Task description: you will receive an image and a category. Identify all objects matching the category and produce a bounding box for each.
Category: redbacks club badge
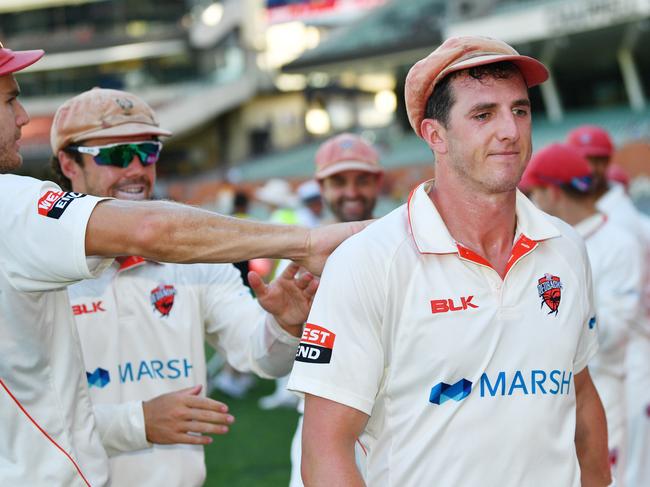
[150,284,176,317]
[537,274,562,315]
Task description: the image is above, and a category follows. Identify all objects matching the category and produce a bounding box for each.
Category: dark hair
[50,147,83,191]
[424,61,524,128]
[559,180,596,199]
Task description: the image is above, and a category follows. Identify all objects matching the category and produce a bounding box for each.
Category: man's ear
[57,150,82,181]
[420,118,448,155]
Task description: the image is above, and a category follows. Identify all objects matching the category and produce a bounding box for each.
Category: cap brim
[0,49,44,76]
[440,53,549,88]
[315,160,383,180]
[71,122,172,144]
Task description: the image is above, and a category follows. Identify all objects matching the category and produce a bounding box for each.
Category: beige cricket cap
[50,87,172,153]
[405,36,549,138]
[315,133,383,180]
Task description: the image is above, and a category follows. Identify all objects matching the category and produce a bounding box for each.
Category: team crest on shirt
[537,274,562,315]
[150,284,176,317]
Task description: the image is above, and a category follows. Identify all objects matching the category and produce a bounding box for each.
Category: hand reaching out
[248,262,319,337]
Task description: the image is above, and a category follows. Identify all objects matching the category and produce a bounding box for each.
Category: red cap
[405,36,548,138]
[314,133,383,180]
[520,143,593,192]
[0,41,44,76]
[566,125,614,158]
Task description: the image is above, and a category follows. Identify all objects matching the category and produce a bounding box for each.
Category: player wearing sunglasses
[49,87,324,487]
[67,141,163,168]
[0,45,364,487]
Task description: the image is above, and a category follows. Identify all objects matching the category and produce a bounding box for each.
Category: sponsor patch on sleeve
[295,323,335,364]
[38,190,86,219]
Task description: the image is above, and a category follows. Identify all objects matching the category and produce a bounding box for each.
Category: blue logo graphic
[87,367,110,388]
[589,316,596,330]
[429,379,472,405]
[429,369,574,405]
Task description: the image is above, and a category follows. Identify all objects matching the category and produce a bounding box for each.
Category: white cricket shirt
[68,258,300,487]
[289,180,599,487]
[575,213,642,454]
[598,184,650,486]
[0,175,112,486]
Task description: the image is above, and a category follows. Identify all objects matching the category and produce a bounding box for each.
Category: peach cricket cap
[314,133,383,180]
[405,36,549,138]
[50,87,172,153]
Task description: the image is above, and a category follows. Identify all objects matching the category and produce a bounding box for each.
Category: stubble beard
[0,147,22,173]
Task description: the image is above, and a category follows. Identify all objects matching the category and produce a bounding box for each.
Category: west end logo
[537,274,562,315]
[151,284,176,317]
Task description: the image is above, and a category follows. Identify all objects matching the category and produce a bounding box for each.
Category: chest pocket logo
[150,284,176,317]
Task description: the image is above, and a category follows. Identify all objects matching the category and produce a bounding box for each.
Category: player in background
[0,41,363,486]
[50,87,319,487]
[521,142,643,484]
[288,132,384,487]
[567,125,650,487]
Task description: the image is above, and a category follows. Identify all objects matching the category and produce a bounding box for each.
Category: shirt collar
[115,256,150,272]
[407,179,561,255]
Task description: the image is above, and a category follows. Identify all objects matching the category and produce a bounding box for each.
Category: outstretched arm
[85,199,368,275]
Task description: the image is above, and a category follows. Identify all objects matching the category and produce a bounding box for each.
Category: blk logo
[429,379,472,405]
[431,296,478,314]
[87,368,110,388]
[72,301,106,316]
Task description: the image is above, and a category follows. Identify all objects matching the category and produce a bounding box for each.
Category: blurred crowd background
[5,0,650,221]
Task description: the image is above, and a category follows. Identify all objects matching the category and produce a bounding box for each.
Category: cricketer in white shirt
[597,183,650,487]
[68,258,300,487]
[575,213,643,473]
[289,181,599,487]
[0,175,112,486]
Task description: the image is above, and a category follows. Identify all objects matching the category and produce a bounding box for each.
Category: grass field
[203,377,299,487]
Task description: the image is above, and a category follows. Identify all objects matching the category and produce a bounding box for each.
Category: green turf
[204,378,300,487]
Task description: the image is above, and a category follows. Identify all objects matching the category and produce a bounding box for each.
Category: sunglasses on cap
[67,141,163,168]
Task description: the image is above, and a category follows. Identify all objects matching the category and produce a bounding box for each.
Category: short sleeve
[573,243,599,373]
[0,175,112,292]
[288,235,386,415]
